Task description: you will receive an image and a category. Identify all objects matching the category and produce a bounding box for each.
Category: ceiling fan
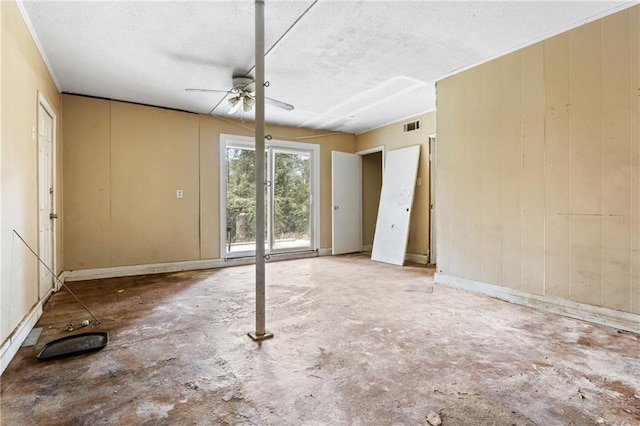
[186,76,294,115]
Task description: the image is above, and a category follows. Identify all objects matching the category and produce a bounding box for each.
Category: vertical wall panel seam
[520,51,525,292]
[568,33,573,301]
[543,43,548,296]
[631,9,638,312]
[198,117,202,260]
[600,20,605,307]
[108,101,112,265]
[463,74,468,279]
[501,63,505,287]
[629,10,634,311]
[469,71,473,280]
[447,86,451,275]
[500,65,505,287]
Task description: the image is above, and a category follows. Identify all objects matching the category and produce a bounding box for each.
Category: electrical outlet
[176,189,183,199]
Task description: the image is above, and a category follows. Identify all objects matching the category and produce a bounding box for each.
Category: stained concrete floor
[1,254,639,425]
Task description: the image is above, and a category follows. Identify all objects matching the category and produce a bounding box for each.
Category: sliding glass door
[221,135,318,258]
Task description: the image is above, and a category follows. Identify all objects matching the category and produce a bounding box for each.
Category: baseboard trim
[405,253,429,265]
[65,250,320,282]
[0,290,51,374]
[435,273,640,334]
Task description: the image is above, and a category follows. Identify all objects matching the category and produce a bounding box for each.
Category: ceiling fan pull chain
[264,81,270,87]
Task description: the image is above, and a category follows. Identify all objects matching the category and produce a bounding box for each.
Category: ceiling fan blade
[185,88,231,94]
[265,97,295,111]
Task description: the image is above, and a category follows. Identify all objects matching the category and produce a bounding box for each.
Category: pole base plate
[248,331,274,342]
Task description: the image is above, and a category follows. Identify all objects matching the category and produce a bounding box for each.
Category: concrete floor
[1,254,639,425]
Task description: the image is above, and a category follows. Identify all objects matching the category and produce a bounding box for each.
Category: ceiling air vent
[403,120,420,133]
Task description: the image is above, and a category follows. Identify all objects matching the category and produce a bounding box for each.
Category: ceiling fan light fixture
[228,96,242,114]
[243,96,255,112]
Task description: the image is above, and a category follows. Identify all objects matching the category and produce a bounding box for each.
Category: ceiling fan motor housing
[232,77,254,93]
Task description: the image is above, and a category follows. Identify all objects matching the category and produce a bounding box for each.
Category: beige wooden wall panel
[602,13,632,217]
[602,12,632,311]
[569,22,603,216]
[436,6,640,314]
[62,96,111,269]
[500,52,522,290]
[435,81,452,273]
[110,102,201,266]
[603,217,632,310]
[466,68,483,281]
[569,22,604,307]
[198,117,223,260]
[544,33,571,300]
[448,74,469,277]
[631,7,640,314]
[520,43,546,296]
[480,60,503,285]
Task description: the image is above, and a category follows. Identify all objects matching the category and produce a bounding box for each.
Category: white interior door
[331,151,361,254]
[371,145,420,265]
[38,104,54,298]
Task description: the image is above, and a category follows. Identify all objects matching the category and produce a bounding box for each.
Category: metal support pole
[249,0,272,341]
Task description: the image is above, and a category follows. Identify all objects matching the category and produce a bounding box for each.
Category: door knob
[50,213,58,219]
[334,206,339,210]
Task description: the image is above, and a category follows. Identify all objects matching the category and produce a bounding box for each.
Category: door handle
[50,213,58,220]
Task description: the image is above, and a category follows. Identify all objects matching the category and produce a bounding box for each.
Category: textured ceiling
[20,0,634,134]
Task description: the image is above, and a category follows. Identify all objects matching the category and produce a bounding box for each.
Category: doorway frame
[356,145,385,170]
[37,91,58,295]
[355,145,384,251]
[219,133,320,259]
[428,133,437,265]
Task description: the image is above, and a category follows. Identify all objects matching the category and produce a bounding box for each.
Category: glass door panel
[225,146,257,255]
[271,150,311,251]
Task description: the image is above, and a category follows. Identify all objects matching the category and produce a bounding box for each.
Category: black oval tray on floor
[36,332,108,361]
